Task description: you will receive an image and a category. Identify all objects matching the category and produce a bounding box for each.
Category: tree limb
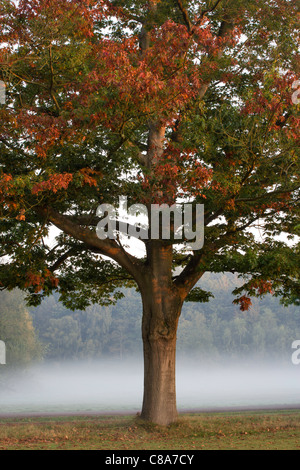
[36,207,145,285]
[198,0,224,21]
[176,0,193,32]
[49,246,84,273]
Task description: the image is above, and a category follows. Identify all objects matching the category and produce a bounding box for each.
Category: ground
[0,410,299,450]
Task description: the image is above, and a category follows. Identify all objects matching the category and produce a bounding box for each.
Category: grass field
[0,410,299,450]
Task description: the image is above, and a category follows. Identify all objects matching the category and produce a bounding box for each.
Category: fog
[0,356,299,416]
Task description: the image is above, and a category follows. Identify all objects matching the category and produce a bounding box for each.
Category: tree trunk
[141,328,179,425]
[140,244,183,425]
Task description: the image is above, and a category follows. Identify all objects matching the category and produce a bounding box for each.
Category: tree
[0,0,299,424]
[0,290,43,367]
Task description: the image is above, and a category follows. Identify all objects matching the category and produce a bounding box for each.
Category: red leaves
[0,173,13,191]
[25,269,59,293]
[17,0,107,39]
[249,279,274,296]
[24,272,45,292]
[16,209,26,221]
[1,0,297,222]
[78,168,100,187]
[68,16,238,131]
[32,173,73,195]
[16,112,69,159]
[0,173,20,213]
[31,169,100,196]
[139,144,212,205]
[0,169,99,214]
[241,71,299,141]
[233,295,252,312]
[1,4,244,162]
[234,280,274,311]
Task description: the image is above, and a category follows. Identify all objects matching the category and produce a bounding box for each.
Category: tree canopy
[0,0,299,308]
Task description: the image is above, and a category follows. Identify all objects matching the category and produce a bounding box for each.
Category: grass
[0,410,299,450]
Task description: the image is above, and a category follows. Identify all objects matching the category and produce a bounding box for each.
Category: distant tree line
[0,289,42,369]
[177,273,300,362]
[0,273,299,367]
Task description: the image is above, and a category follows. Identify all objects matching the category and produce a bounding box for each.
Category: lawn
[0,410,299,450]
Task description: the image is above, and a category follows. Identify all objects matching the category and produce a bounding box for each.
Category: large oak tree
[0,0,299,424]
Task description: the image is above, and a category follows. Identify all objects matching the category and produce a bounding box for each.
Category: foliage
[0,0,299,424]
[0,289,43,367]
[0,0,298,310]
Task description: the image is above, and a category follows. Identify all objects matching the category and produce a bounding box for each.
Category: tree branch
[36,207,145,285]
[176,0,193,32]
[49,246,84,273]
[235,187,299,204]
[198,0,224,21]
[173,252,206,297]
[0,137,30,159]
[67,214,149,241]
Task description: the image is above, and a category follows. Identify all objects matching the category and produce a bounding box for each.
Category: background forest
[0,272,299,368]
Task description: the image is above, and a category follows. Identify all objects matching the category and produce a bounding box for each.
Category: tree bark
[141,329,178,425]
[140,289,182,425]
[140,243,183,425]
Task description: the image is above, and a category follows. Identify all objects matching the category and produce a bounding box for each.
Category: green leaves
[185,287,214,303]
[0,0,299,309]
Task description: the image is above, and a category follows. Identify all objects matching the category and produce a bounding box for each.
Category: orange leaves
[234,280,274,311]
[233,295,253,312]
[140,144,213,205]
[241,71,299,143]
[0,173,20,213]
[78,168,100,187]
[251,194,293,216]
[31,168,100,196]
[0,173,13,191]
[71,16,234,131]
[16,209,26,221]
[25,269,59,293]
[24,272,45,292]
[249,279,274,296]
[32,173,73,195]
[225,198,236,211]
[2,5,244,160]
[16,112,68,159]
[17,0,107,40]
